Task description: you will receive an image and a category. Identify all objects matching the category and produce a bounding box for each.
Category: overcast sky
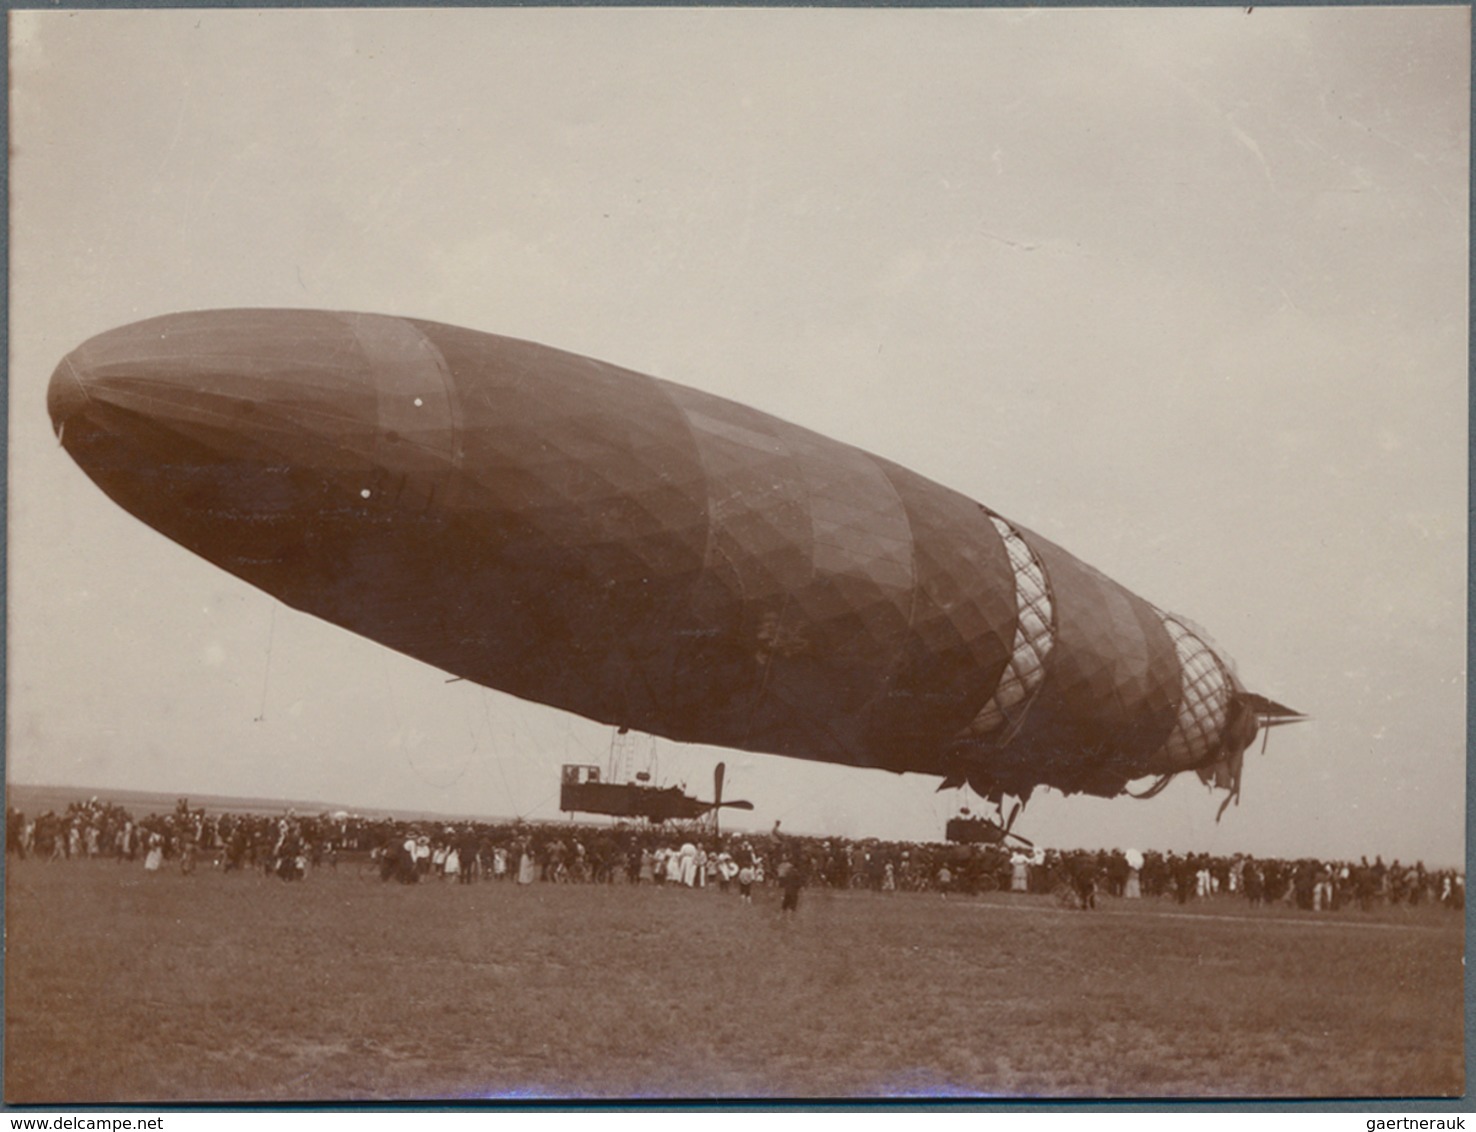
[8,6,1468,865]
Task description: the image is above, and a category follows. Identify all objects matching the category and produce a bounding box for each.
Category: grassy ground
[4,858,1464,1102]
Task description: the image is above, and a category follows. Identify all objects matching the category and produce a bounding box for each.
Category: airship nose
[50,310,370,509]
[48,309,458,588]
[46,354,92,438]
[51,308,376,452]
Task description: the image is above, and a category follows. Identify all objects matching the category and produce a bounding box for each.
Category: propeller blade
[712,761,726,835]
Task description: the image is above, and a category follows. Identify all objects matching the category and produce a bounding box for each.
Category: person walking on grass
[738,862,755,904]
[516,840,537,885]
[144,833,164,873]
[778,858,803,916]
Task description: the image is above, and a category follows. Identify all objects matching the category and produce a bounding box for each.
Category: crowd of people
[5,794,1465,914]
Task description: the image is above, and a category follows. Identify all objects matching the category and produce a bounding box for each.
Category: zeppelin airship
[47,309,1302,817]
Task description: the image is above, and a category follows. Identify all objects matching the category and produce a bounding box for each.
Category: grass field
[4,857,1464,1103]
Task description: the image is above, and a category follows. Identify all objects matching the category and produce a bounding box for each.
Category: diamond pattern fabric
[965,513,1055,740]
[659,385,1015,767]
[866,458,1016,759]
[1153,613,1233,771]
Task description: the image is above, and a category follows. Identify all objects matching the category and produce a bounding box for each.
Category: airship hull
[49,309,1261,801]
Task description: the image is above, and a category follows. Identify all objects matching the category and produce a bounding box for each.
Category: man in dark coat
[778,858,804,915]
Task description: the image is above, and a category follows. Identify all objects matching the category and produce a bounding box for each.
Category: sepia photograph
[5,4,1468,1104]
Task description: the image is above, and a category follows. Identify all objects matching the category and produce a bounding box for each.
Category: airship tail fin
[1239,692,1308,723]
